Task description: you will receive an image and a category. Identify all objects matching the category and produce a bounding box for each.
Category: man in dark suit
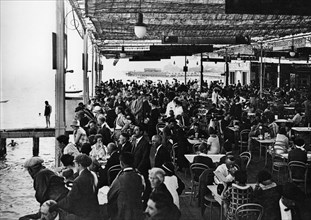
[107,152,145,220]
[98,143,120,188]
[97,115,113,146]
[132,124,151,207]
[289,138,307,163]
[56,154,101,220]
[132,124,151,175]
[151,135,171,168]
[119,132,133,153]
[105,102,117,129]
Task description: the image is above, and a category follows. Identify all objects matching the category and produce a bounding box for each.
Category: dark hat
[24,156,44,168]
[161,162,175,175]
[282,182,305,201]
[294,138,305,147]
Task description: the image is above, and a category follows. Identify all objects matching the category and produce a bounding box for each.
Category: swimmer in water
[8,140,18,147]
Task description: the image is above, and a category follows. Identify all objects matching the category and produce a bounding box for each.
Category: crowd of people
[20,78,311,220]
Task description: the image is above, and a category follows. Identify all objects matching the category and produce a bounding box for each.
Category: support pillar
[55,0,66,167]
[277,57,281,88]
[200,53,204,91]
[0,138,6,157]
[260,43,263,99]
[225,48,229,86]
[83,29,89,104]
[33,137,39,156]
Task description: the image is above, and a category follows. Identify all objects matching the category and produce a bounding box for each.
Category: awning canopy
[69,0,311,58]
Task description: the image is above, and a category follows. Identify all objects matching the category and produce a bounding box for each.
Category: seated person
[98,143,120,188]
[59,154,76,183]
[90,134,107,161]
[288,138,307,163]
[290,108,302,126]
[80,142,92,156]
[280,182,306,220]
[148,168,174,205]
[145,192,181,220]
[274,127,289,154]
[214,154,237,184]
[206,128,220,154]
[187,123,207,139]
[193,143,215,169]
[222,170,253,220]
[253,170,282,220]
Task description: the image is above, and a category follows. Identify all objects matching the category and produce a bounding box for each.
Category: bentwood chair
[239,151,252,170]
[156,122,166,135]
[107,164,121,186]
[238,129,250,153]
[192,143,201,154]
[189,163,209,205]
[235,203,264,220]
[288,161,308,194]
[271,153,287,184]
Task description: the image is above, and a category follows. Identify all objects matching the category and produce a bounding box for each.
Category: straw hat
[70,120,80,127]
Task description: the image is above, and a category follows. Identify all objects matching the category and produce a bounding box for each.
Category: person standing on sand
[44,101,52,128]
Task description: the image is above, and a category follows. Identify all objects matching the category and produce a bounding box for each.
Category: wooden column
[55,0,66,167]
[0,138,6,157]
[200,53,204,91]
[260,42,263,99]
[277,57,281,88]
[33,137,39,156]
[83,29,89,104]
[225,48,229,86]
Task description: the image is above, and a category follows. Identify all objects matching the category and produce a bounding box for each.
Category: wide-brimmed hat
[70,120,80,127]
[24,156,44,168]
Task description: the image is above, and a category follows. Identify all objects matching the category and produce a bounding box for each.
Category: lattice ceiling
[69,0,311,57]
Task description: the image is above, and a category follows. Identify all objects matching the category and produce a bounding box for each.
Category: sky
[0,0,203,128]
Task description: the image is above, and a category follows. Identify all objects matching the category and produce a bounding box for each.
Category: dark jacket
[288,148,308,164]
[253,184,282,220]
[98,124,113,146]
[120,141,133,153]
[193,155,215,169]
[107,168,145,220]
[58,169,100,220]
[132,137,151,176]
[98,151,120,188]
[33,168,68,205]
[154,145,171,168]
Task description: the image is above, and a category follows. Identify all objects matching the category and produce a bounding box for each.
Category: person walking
[107,152,145,220]
[44,101,52,128]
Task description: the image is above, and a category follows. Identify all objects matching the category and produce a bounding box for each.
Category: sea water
[0,74,222,219]
[0,137,55,219]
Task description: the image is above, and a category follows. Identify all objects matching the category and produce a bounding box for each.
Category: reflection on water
[0,137,55,219]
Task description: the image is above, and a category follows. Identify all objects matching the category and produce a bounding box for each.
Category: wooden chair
[171,143,179,171]
[107,164,121,186]
[235,203,264,220]
[288,161,308,194]
[238,129,250,153]
[226,185,253,220]
[271,153,287,184]
[239,151,252,170]
[156,122,166,135]
[192,143,201,154]
[189,163,209,205]
[203,194,220,220]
